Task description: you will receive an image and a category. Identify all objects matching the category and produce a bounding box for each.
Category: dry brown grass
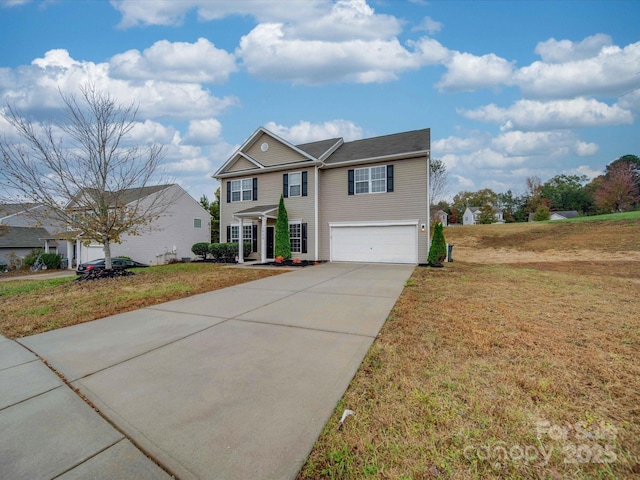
[299,218,640,479]
[0,263,284,339]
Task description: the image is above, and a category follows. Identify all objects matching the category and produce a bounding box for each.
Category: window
[194,218,202,228]
[288,172,301,197]
[230,225,253,244]
[230,178,253,202]
[289,222,301,253]
[352,165,389,194]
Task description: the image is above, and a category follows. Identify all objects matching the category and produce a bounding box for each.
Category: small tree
[477,204,496,224]
[274,194,291,260]
[0,83,174,270]
[533,204,551,221]
[427,222,447,266]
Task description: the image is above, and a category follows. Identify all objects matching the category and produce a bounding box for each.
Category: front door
[266,226,275,259]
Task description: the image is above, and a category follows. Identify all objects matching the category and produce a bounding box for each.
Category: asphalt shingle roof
[296,138,342,159]
[0,226,57,248]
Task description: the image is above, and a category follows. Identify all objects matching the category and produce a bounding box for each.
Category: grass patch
[299,220,640,479]
[0,263,284,338]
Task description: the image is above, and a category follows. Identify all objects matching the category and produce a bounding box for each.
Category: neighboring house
[462,206,504,225]
[70,184,211,266]
[0,226,57,266]
[527,210,579,222]
[0,203,65,266]
[434,210,448,226]
[214,126,430,264]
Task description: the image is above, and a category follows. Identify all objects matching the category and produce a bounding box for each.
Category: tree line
[435,155,640,223]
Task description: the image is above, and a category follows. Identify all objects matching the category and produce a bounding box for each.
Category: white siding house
[462,206,504,225]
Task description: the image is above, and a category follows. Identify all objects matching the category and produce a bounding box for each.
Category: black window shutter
[226,181,231,203]
[252,224,258,252]
[283,174,289,198]
[348,169,354,195]
[226,225,231,242]
[252,178,258,201]
[301,223,308,254]
[302,171,308,197]
[387,165,394,192]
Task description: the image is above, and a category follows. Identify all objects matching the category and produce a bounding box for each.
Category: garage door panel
[331,225,416,264]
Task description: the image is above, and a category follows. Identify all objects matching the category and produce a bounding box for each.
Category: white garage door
[331,224,417,263]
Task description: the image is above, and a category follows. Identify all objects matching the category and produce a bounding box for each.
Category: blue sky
[1,0,639,202]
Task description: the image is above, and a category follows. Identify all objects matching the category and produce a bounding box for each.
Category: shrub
[208,243,223,260]
[191,242,210,260]
[24,248,44,267]
[40,253,63,269]
[533,205,551,221]
[427,222,447,266]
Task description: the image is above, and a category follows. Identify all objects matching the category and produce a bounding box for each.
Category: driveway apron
[16,262,414,480]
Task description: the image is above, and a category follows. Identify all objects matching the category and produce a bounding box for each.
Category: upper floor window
[349,165,393,195]
[194,218,202,228]
[227,178,257,203]
[283,171,308,198]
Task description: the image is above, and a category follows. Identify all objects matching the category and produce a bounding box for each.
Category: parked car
[76,257,149,274]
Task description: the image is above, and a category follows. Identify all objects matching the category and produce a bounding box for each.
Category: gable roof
[296,138,343,160]
[0,226,57,248]
[552,210,579,219]
[323,129,430,166]
[0,203,43,220]
[68,184,174,209]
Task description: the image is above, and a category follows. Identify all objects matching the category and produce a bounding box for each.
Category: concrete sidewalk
[2,262,413,479]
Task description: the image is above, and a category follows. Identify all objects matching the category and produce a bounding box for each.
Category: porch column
[67,241,74,269]
[237,217,244,264]
[76,239,82,266]
[261,216,267,264]
[44,239,50,253]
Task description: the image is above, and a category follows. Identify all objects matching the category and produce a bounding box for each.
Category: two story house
[214,127,430,264]
[462,206,504,225]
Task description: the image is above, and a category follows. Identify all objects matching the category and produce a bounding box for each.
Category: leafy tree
[477,204,497,224]
[274,194,291,259]
[524,176,550,214]
[200,188,220,243]
[594,160,640,212]
[533,205,551,221]
[451,188,498,218]
[497,190,527,222]
[427,222,447,266]
[0,84,174,270]
[540,174,593,213]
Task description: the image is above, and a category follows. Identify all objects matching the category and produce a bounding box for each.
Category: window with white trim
[230,178,253,202]
[288,172,302,197]
[355,165,387,194]
[194,218,202,228]
[230,225,253,244]
[289,222,301,253]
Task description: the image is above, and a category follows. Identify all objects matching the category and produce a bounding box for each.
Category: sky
[0,0,639,203]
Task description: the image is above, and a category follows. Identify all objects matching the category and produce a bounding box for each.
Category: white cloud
[1,0,32,7]
[0,49,239,121]
[534,34,613,63]
[461,98,634,130]
[413,16,442,35]
[452,175,475,188]
[572,165,603,179]
[437,52,514,92]
[129,120,177,145]
[110,38,237,84]
[574,141,599,157]
[432,134,486,155]
[516,40,640,98]
[183,118,223,145]
[265,120,363,143]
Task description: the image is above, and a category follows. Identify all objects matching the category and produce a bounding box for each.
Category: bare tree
[429,158,448,207]
[0,84,174,270]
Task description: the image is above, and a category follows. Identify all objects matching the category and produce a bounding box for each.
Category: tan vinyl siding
[246,132,308,167]
[220,168,317,261]
[227,157,260,173]
[318,157,428,262]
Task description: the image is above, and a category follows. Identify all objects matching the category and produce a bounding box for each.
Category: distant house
[528,210,579,222]
[462,206,504,225]
[434,210,448,226]
[0,203,65,267]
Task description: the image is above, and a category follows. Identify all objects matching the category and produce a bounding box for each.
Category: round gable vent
[260,142,269,152]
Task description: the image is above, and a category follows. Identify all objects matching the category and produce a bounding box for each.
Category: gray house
[214,127,430,264]
[462,206,504,225]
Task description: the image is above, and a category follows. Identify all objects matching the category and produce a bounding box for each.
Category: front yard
[0,263,283,338]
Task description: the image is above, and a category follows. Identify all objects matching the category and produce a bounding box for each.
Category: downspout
[314,165,319,261]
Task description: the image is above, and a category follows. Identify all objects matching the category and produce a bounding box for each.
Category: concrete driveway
[5,262,413,479]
